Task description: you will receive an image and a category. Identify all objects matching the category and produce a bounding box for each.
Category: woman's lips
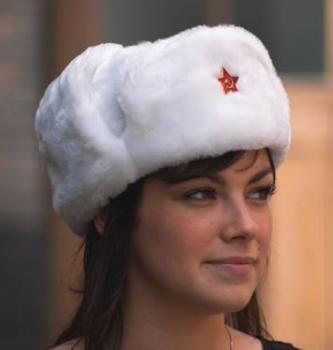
[205,257,257,278]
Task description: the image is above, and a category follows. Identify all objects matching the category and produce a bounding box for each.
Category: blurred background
[0,0,332,349]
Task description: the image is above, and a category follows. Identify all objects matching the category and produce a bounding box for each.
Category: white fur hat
[35,25,290,235]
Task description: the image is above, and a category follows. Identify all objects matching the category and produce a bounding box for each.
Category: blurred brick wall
[0,1,49,349]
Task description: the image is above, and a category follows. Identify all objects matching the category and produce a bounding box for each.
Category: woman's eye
[248,185,276,201]
[183,188,217,200]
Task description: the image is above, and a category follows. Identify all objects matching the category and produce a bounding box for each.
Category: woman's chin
[200,288,255,315]
[183,291,254,316]
[218,298,252,314]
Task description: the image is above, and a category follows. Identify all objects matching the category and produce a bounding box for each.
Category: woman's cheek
[257,210,272,266]
[139,207,214,265]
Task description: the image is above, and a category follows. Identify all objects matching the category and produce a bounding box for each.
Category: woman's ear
[94,213,105,234]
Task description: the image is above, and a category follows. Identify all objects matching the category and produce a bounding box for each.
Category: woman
[36,25,298,349]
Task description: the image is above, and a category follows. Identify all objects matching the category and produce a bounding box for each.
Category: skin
[53,149,274,350]
[121,149,274,350]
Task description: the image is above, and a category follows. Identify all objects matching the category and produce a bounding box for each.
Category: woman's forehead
[191,151,273,184]
[152,149,273,184]
[218,151,274,182]
[231,150,269,172]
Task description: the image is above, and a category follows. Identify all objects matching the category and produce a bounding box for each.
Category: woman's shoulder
[50,339,83,350]
[229,327,263,349]
[51,345,73,350]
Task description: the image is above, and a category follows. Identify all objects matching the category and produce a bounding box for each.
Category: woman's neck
[120,278,231,350]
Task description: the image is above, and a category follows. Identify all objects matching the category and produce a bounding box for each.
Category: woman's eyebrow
[167,167,273,186]
[205,174,226,185]
[248,168,273,185]
[166,174,225,186]
[207,168,273,186]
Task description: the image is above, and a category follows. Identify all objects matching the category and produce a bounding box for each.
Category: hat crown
[35,25,290,235]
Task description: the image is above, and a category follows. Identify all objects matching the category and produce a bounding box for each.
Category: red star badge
[218,68,239,94]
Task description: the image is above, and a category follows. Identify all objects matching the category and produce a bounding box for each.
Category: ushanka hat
[35,25,290,235]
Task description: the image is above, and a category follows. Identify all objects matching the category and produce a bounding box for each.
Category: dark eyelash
[256,184,276,197]
[183,187,216,199]
[267,184,276,195]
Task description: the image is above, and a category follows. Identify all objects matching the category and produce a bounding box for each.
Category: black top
[260,338,298,350]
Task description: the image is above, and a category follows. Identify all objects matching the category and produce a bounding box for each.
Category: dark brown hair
[53,150,275,350]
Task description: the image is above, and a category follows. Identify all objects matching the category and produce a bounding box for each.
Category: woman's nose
[219,198,258,241]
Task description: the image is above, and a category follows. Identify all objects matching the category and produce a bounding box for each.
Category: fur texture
[35,25,290,235]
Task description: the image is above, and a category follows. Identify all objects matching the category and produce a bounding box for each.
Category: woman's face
[128,150,274,314]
